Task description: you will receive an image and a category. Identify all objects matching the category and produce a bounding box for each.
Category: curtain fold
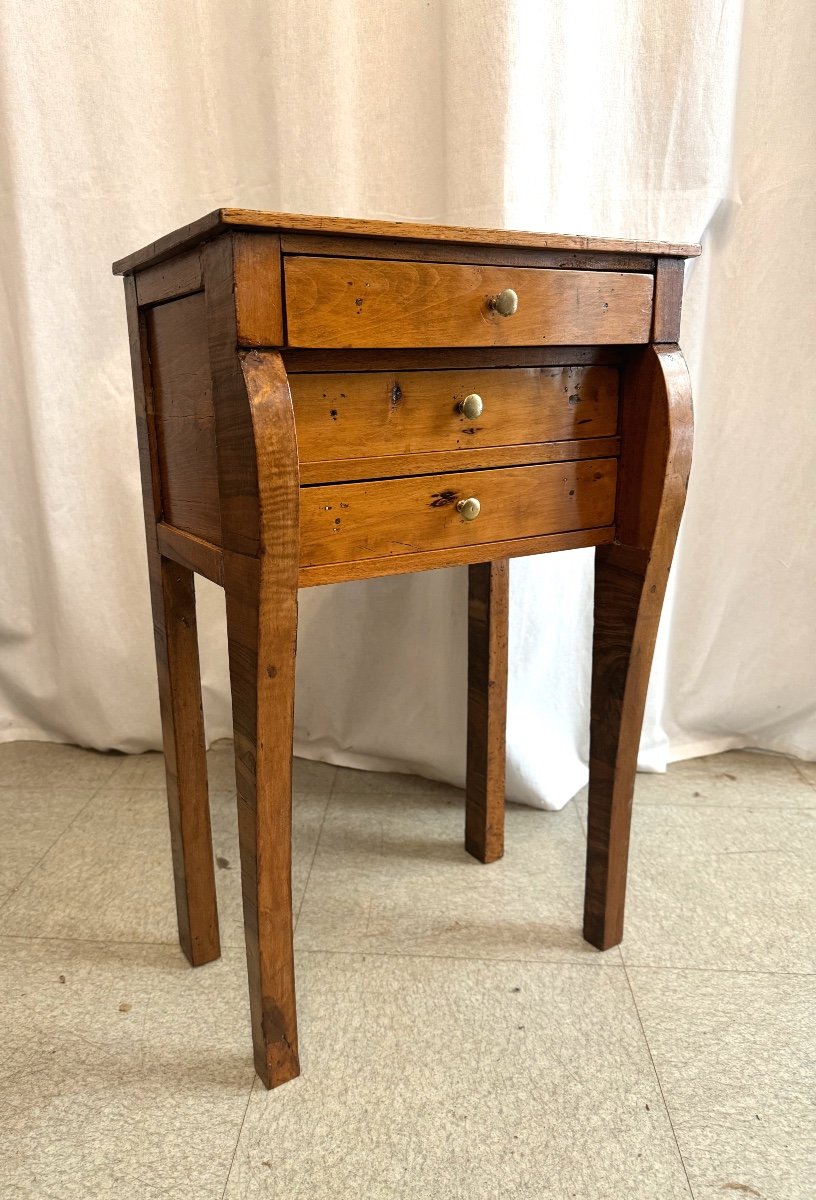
[1,0,812,808]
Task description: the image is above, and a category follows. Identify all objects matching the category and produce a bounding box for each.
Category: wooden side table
[114,210,696,1088]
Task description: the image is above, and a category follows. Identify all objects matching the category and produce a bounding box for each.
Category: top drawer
[283,256,653,349]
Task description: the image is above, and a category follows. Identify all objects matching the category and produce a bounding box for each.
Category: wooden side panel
[146,293,222,544]
[290,366,619,463]
[203,237,262,555]
[135,247,203,306]
[299,458,617,567]
[283,257,654,348]
[123,278,220,969]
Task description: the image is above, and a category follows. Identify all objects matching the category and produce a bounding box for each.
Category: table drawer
[299,458,617,566]
[291,365,618,464]
[283,256,653,348]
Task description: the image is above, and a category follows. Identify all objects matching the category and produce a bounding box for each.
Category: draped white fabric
[1,0,813,807]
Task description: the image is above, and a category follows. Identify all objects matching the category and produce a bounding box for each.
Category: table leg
[583,344,693,950]
[465,559,509,863]
[123,277,220,969]
[225,350,301,1089]
[155,556,220,966]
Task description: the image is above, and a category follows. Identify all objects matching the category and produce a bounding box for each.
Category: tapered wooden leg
[154,557,221,966]
[584,345,693,950]
[465,559,509,863]
[223,351,301,1089]
[123,275,220,969]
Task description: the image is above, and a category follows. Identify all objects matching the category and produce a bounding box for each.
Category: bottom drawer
[299,458,617,567]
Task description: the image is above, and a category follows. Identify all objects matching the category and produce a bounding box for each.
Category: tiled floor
[0,743,813,1199]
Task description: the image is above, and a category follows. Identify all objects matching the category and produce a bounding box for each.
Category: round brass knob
[489,288,519,317]
[456,497,481,522]
[459,392,483,420]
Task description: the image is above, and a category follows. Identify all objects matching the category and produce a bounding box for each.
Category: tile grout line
[0,770,117,919]
[220,1077,257,1200]
[622,959,697,1200]
[293,770,338,934]
[4,928,814,980]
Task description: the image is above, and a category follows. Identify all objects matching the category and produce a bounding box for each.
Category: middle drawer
[290,365,618,465]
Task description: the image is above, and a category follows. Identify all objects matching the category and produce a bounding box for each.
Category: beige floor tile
[224,953,690,1200]
[332,763,463,799]
[0,937,253,1200]
[0,788,91,905]
[0,741,121,789]
[110,746,337,797]
[574,751,816,815]
[1,787,330,947]
[295,785,612,964]
[628,967,816,1200]
[636,751,816,809]
[621,806,816,972]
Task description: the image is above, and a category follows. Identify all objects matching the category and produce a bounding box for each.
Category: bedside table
[114,210,696,1088]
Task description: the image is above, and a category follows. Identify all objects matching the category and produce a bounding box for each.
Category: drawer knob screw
[459,393,483,420]
[489,288,519,317]
[456,497,481,522]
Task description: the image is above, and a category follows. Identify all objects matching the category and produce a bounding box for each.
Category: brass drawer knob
[459,392,483,420]
[456,497,481,522]
[489,287,519,317]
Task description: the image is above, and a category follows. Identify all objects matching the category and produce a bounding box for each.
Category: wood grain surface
[291,366,618,463]
[146,292,222,544]
[299,458,617,566]
[283,257,654,348]
[297,526,614,587]
[113,207,700,275]
[222,351,301,1089]
[124,277,220,970]
[297,437,620,486]
[465,561,509,863]
[583,344,693,951]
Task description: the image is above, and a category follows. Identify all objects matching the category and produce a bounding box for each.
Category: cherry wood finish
[297,437,620,486]
[113,208,700,275]
[296,525,615,587]
[583,345,693,949]
[466,560,509,863]
[299,459,617,567]
[291,365,618,464]
[283,257,654,348]
[223,351,301,1089]
[124,277,220,969]
[115,210,696,1089]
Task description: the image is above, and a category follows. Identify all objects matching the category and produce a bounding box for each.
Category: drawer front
[299,458,617,566]
[283,256,653,348]
[291,365,618,464]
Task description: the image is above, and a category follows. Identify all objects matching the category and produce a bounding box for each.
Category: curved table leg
[583,344,693,950]
[223,350,301,1088]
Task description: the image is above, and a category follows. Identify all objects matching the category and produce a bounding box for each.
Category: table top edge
[112,207,702,275]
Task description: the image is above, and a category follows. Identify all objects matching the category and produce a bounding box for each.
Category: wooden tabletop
[112,208,701,275]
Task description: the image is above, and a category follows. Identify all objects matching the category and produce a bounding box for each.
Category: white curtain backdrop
[1,0,813,808]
